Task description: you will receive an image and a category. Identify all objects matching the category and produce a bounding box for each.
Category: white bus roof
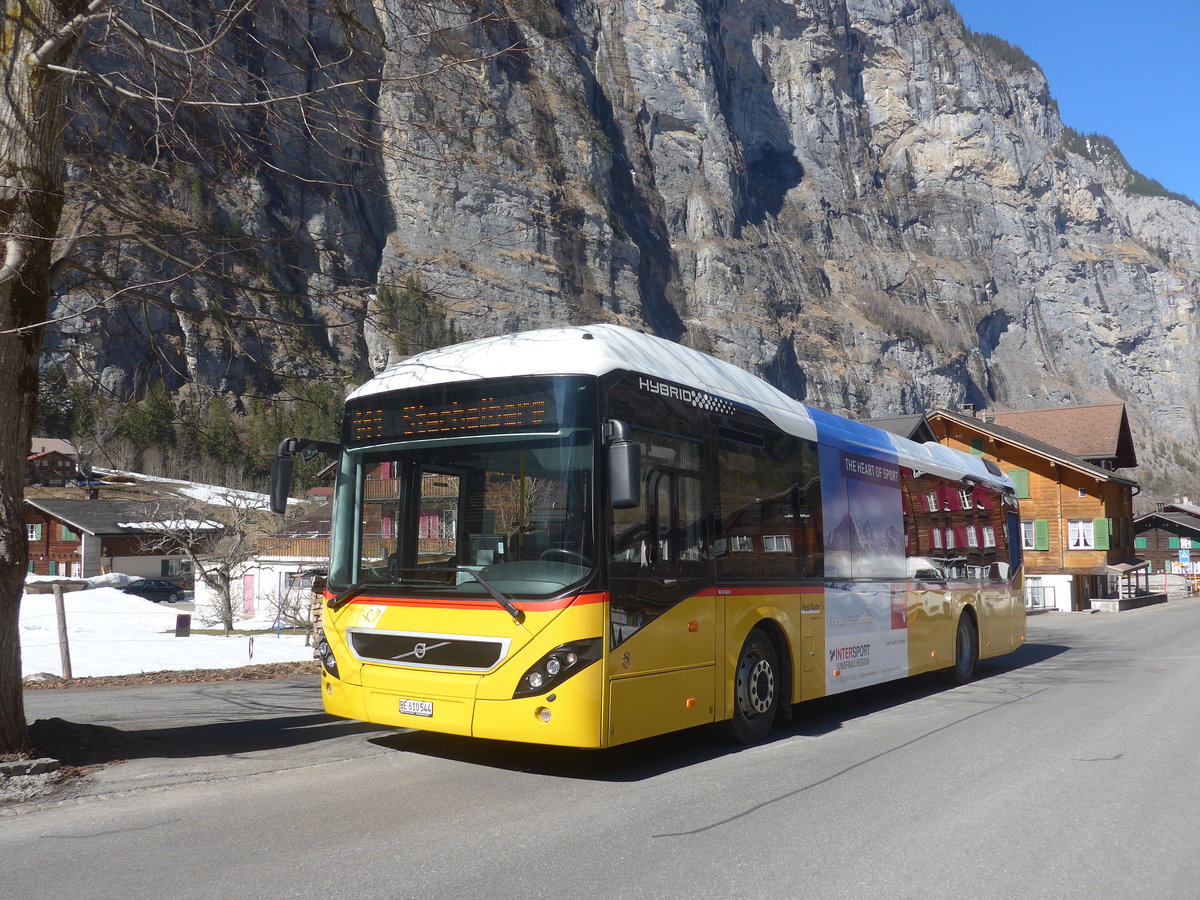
[350,324,1012,492]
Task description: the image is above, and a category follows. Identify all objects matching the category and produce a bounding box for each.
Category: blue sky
[950,0,1200,203]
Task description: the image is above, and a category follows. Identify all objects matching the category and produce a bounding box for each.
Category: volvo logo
[391,639,449,662]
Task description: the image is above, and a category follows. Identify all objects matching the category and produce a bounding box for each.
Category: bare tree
[0,0,364,753]
[138,493,269,635]
[1,0,96,754]
[1,0,538,754]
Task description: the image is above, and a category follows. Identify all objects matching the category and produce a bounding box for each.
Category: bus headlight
[317,631,340,680]
[513,638,602,698]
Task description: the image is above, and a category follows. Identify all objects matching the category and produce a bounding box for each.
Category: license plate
[399,698,433,717]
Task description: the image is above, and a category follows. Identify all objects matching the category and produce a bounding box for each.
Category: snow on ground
[20,576,314,679]
[90,467,279,508]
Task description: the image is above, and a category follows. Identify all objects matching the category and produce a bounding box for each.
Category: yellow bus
[271,325,1025,747]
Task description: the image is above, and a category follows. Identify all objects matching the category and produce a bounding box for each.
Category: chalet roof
[29,438,76,457]
[1134,511,1200,537]
[858,414,936,443]
[927,409,1138,488]
[985,403,1137,468]
[25,499,223,536]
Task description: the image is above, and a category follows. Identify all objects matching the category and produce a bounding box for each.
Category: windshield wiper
[452,566,525,624]
[327,584,372,612]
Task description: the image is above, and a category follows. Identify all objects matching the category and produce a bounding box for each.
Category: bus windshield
[345,430,596,601]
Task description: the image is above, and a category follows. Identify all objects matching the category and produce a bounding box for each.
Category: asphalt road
[5,601,1200,899]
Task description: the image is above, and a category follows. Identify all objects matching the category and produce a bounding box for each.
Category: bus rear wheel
[944,613,978,685]
[723,629,780,744]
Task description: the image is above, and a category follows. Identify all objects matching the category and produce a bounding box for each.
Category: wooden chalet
[27,438,77,487]
[926,407,1144,612]
[24,498,221,580]
[1134,499,1200,577]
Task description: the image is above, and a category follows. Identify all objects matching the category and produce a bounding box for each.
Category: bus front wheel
[723,629,780,744]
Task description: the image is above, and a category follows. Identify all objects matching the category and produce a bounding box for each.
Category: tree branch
[0,239,30,287]
[26,0,110,69]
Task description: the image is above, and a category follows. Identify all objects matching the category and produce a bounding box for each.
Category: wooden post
[52,584,72,680]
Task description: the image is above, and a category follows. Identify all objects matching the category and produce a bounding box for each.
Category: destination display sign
[346,382,560,444]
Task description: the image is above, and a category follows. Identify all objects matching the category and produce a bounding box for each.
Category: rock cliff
[46,0,1200,500]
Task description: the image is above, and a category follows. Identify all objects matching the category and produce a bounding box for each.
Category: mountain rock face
[49,0,1200,499]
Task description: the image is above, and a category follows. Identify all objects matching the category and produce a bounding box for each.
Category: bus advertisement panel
[814,412,910,694]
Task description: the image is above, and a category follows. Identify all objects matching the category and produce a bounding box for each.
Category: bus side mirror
[270,439,297,515]
[270,437,341,515]
[606,420,640,509]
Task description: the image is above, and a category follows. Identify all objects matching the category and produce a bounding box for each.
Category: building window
[1078,487,1087,498]
[925,492,938,513]
[162,559,192,578]
[1068,520,1095,550]
[959,489,973,510]
[762,534,793,553]
[982,525,996,548]
[729,534,753,553]
[931,527,943,550]
[1021,521,1036,550]
[26,524,42,541]
[966,526,980,548]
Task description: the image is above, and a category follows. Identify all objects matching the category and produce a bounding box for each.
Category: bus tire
[944,613,978,685]
[723,629,780,744]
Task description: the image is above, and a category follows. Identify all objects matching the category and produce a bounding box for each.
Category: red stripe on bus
[702,585,824,597]
[331,590,608,612]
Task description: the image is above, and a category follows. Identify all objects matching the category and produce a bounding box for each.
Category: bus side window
[715,426,821,581]
[612,433,705,573]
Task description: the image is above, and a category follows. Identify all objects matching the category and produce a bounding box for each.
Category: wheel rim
[736,650,775,719]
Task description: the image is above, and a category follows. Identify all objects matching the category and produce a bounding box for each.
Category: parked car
[121,579,184,603]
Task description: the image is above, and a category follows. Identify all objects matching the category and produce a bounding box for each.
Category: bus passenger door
[607,428,716,744]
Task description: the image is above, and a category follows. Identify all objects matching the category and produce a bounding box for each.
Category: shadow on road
[29,714,381,766]
[371,639,1070,781]
[26,640,1069,772]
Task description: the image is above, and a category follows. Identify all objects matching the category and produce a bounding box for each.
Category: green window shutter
[969,437,985,457]
[1093,518,1110,551]
[32,524,42,541]
[48,561,57,576]
[61,524,77,541]
[1034,519,1050,551]
[161,560,171,577]
[1169,536,1181,550]
[1008,469,1030,499]
[1135,536,1147,550]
